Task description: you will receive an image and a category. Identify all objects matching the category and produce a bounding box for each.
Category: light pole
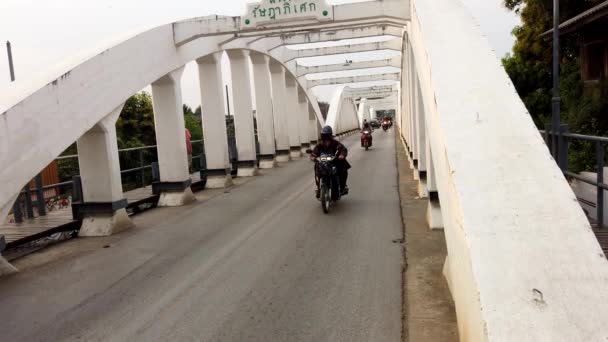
[6,41,15,82]
[551,0,561,158]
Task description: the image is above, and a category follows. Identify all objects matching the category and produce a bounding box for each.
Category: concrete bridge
[1,0,608,340]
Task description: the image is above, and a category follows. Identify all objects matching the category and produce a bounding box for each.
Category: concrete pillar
[309,105,319,146]
[0,196,18,274]
[226,50,258,177]
[415,77,428,197]
[151,66,196,206]
[197,53,232,188]
[407,47,416,162]
[76,105,134,236]
[426,140,443,230]
[250,52,276,169]
[285,73,302,159]
[269,62,290,162]
[297,89,311,153]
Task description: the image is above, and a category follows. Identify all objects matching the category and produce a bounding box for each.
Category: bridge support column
[297,89,311,154]
[426,146,443,230]
[227,50,258,177]
[285,74,302,160]
[76,105,134,236]
[309,106,319,146]
[414,79,428,198]
[250,53,276,169]
[151,66,196,206]
[198,53,232,188]
[269,62,290,162]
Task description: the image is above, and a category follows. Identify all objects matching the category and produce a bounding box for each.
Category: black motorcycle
[308,150,342,213]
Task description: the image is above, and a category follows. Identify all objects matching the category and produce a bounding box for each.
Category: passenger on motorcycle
[310,126,351,197]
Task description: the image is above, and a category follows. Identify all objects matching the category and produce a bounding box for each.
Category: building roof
[542,0,608,38]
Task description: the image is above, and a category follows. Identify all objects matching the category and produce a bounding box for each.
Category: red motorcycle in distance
[361,129,373,151]
[382,118,391,131]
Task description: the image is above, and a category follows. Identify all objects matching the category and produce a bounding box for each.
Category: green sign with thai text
[242,0,333,28]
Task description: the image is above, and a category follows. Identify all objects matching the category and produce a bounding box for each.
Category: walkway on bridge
[0,131,445,341]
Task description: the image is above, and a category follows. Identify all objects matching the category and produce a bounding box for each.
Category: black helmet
[320,125,334,140]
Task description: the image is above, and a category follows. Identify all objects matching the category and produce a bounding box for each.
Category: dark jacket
[312,140,351,170]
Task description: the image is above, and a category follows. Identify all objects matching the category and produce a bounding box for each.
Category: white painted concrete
[297,57,401,77]
[297,89,311,151]
[269,62,291,160]
[307,72,400,88]
[77,106,125,205]
[357,99,371,127]
[284,39,402,62]
[151,66,197,206]
[280,25,403,46]
[197,53,232,188]
[409,0,608,340]
[76,105,135,236]
[284,73,302,159]
[250,52,277,163]
[326,86,360,135]
[227,50,258,177]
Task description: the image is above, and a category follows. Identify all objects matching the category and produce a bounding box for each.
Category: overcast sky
[0,0,519,107]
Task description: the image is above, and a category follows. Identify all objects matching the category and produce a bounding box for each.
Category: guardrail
[542,128,608,227]
[9,129,255,225]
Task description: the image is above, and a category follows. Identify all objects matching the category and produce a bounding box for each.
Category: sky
[0,0,520,108]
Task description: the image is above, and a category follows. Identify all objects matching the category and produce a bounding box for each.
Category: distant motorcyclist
[362,119,373,131]
[310,126,350,197]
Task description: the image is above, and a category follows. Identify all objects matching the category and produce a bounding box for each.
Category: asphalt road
[0,130,403,342]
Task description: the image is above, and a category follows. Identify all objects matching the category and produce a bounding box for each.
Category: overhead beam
[284,39,402,62]
[350,91,398,100]
[279,25,403,46]
[174,0,409,46]
[307,73,400,88]
[296,57,401,76]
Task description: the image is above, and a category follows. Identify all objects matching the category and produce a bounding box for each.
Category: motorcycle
[361,129,372,150]
[382,121,390,131]
[307,150,343,213]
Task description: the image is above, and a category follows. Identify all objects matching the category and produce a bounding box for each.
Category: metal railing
[9,124,261,225]
[542,127,608,227]
[10,140,209,223]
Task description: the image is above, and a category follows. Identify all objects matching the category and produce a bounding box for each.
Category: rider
[362,119,373,131]
[310,126,350,197]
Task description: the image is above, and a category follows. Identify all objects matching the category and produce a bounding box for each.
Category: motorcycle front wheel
[320,181,330,214]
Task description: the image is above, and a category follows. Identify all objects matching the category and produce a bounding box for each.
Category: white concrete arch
[325,86,360,134]
[0,20,325,226]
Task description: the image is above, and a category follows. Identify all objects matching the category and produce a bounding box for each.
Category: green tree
[183,104,203,141]
[503,0,608,171]
[116,91,156,148]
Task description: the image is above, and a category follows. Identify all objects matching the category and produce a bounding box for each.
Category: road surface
[0,130,403,342]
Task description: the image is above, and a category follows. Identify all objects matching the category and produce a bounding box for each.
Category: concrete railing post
[151,66,196,206]
[414,76,428,197]
[284,74,302,159]
[425,139,443,230]
[269,62,291,162]
[226,50,258,177]
[309,103,319,146]
[297,88,311,153]
[75,105,134,236]
[250,52,277,169]
[197,53,233,188]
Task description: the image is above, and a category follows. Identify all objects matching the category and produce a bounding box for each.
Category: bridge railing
[542,128,608,227]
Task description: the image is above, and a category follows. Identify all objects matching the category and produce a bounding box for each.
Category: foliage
[183,104,203,141]
[116,91,157,148]
[502,0,608,171]
[318,101,329,120]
